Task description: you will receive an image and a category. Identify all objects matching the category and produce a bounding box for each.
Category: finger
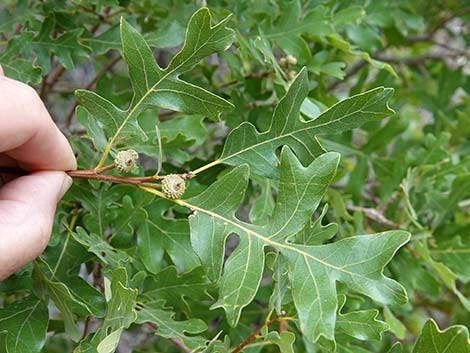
[0,154,19,167]
[0,65,4,76]
[0,156,21,184]
[0,171,72,280]
[0,76,76,171]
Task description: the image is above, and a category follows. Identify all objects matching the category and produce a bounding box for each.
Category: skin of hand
[0,65,77,280]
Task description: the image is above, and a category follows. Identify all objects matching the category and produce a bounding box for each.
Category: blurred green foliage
[0,1,469,352]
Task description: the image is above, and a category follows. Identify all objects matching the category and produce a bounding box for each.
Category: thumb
[0,171,72,280]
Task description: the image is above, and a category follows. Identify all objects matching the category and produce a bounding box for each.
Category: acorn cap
[115,149,139,173]
[162,174,186,199]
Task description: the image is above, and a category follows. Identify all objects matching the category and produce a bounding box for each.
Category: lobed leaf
[181,147,409,342]
[75,268,137,352]
[26,17,90,72]
[139,202,200,274]
[206,68,394,178]
[335,295,389,341]
[135,300,208,350]
[412,319,470,353]
[76,8,235,164]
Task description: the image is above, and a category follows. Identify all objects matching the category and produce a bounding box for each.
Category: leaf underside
[185,147,409,342]
[216,68,394,178]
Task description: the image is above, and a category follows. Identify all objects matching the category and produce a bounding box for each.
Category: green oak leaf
[67,184,120,237]
[412,319,470,353]
[109,191,152,240]
[139,202,200,274]
[33,275,80,341]
[159,115,208,146]
[83,20,184,57]
[295,204,338,245]
[269,253,291,312]
[431,173,470,229]
[142,266,213,312]
[80,24,121,55]
[0,0,31,33]
[203,67,394,178]
[335,295,389,341]
[76,8,234,158]
[0,57,42,84]
[75,107,109,154]
[135,300,208,350]
[415,239,470,311]
[287,230,408,343]
[264,2,333,61]
[144,21,185,48]
[129,113,209,164]
[249,178,275,225]
[0,297,48,353]
[188,147,338,323]
[26,16,90,72]
[308,51,346,79]
[75,268,137,353]
[33,259,105,342]
[383,306,406,340]
[249,33,286,80]
[335,343,374,353]
[182,147,409,342]
[0,33,42,83]
[327,34,396,76]
[333,6,366,26]
[431,236,470,282]
[71,228,131,268]
[265,331,296,353]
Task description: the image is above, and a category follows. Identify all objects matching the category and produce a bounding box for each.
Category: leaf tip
[294,66,309,82]
[74,89,85,98]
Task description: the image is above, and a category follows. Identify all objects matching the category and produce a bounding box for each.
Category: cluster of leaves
[1,1,469,352]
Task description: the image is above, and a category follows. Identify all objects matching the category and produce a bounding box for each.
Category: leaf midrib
[0,305,35,323]
[139,306,202,341]
[140,186,390,280]
[214,88,387,169]
[14,300,40,350]
[178,199,367,277]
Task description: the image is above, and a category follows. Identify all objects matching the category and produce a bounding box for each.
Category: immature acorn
[288,70,297,80]
[114,149,139,173]
[162,174,186,199]
[279,55,297,68]
[279,56,288,67]
[286,54,297,66]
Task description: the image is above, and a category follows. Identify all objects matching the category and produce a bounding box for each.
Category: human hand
[0,66,77,280]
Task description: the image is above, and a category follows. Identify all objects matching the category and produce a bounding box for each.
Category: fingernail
[59,175,73,199]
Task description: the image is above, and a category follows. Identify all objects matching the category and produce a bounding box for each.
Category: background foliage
[1,0,469,352]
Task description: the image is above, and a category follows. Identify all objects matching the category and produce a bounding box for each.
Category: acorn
[114,149,139,173]
[288,70,297,80]
[286,54,297,66]
[162,174,186,199]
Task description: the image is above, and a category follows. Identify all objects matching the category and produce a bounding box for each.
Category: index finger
[0,70,77,171]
